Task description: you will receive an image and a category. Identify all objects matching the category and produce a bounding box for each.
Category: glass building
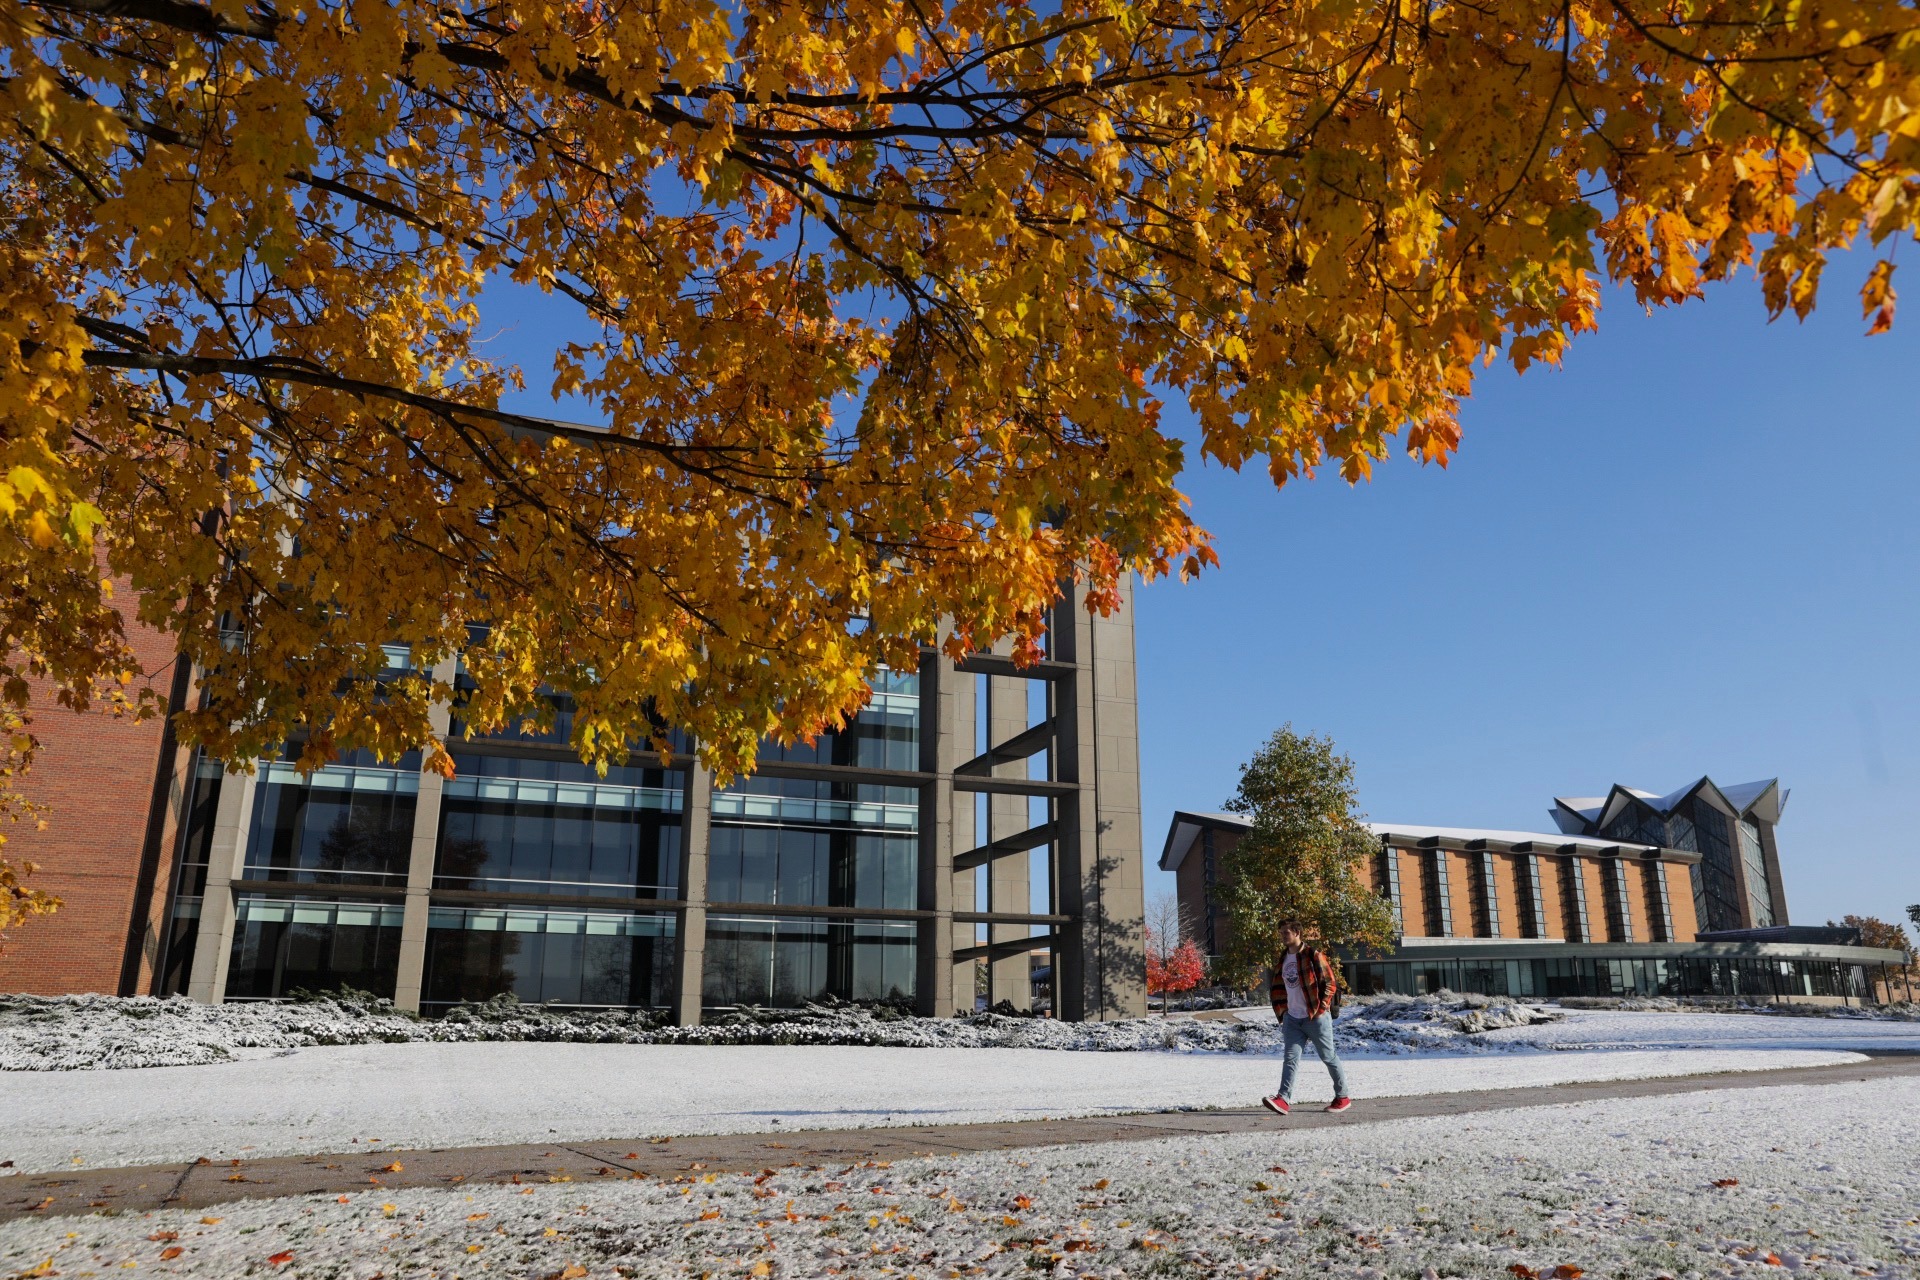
[157,588,1149,1022]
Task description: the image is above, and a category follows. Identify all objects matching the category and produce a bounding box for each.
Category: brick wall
[0,586,183,996]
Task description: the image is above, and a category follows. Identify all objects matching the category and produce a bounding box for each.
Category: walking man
[1261,921,1351,1115]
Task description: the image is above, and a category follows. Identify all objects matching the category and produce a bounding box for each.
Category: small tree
[1214,726,1397,991]
[1146,933,1208,1009]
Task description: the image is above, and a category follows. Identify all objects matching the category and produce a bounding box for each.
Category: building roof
[1157,809,1251,872]
[1367,822,1672,857]
[1158,812,1693,873]
[1550,776,1787,835]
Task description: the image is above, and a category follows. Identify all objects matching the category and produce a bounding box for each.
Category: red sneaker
[1260,1095,1291,1116]
[1325,1097,1352,1114]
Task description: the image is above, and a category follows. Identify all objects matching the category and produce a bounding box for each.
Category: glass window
[224,896,406,1000]
[1738,817,1776,927]
[435,753,685,898]
[244,751,419,887]
[157,898,201,997]
[448,660,692,754]
[158,755,224,994]
[708,774,918,910]
[756,670,920,772]
[1686,801,1744,932]
[702,915,917,1008]
[422,905,676,1011]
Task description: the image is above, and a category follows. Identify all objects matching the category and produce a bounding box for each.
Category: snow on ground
[0,993,1565,1071]
[1479,1008,1920,1053]
[1234,1003,1920,1055]
[6,1074,1914,1279]
[0,1041,1864,1175]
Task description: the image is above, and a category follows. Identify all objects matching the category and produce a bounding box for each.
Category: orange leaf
[1862,261,1897,336]
[379,1161,403,1173]
[1712,1178,1740,1188]
[1551,1267,1584,1279]
[160,1247,184,1260]
[1509,1267,1539,1280]
[267,1251,295,1266]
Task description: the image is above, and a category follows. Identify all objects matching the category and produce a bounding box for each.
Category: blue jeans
[1278,1011,1349,1101]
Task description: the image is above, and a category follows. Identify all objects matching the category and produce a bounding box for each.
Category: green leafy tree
[1214,726,1396,990]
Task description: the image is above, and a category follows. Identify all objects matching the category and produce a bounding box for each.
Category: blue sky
[1135,250,1920,937]
[480,243,1918,938]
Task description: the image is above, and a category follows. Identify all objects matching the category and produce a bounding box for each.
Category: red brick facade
[0,587,189,996]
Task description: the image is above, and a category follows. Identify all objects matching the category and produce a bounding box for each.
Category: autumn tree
[5,0,1920,794]
[0,708,57,947]
[1146,936,1208,1008]
[1836,914,1915,960]
[1213,726,1396,990]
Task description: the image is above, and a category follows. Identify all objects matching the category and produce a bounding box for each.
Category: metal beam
[954,932,1056,963]
[954,911,1072,926]
[953,655,1077,681]
[954,719,1053,777]
[753,760,932,786]
[954,820,1058,871]
[953,776,1077,797]
[705,901,934,920]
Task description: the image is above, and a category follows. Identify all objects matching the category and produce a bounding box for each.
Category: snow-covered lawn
[0,992,1569,1071]
[6,1075,1914,1279]
[1230,1005,1920,1054]
[0,1040,1867,1175]
[1480,1008,1920,1053]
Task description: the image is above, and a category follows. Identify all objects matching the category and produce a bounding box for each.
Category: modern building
[1160,777,1910,1004]
[2,586,1149,1022]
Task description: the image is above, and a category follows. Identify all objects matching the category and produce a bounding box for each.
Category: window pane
[434,753,685,898]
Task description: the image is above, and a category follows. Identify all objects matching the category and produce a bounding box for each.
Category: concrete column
[1052,598,1098,1021]
[1089,575,1147,1019]
[391,659,457,1014]
[673,763,714,1025]
[915,648,963,1016]
[987,672,1032,1009]
[1757,821,1791,925]
[184,765,258,1003]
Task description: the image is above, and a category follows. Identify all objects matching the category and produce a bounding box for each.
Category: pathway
[7,1050,1915,1225]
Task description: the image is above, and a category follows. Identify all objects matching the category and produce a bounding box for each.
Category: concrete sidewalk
[7,1052,1914,1225]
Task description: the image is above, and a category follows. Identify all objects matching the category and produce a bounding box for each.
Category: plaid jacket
[1270,947,1338,1020]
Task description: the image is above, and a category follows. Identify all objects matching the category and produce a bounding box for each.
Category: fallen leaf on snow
[159,1248,183,1261]
[267,1251,294,1267]
[1712,1179,1740,1188]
